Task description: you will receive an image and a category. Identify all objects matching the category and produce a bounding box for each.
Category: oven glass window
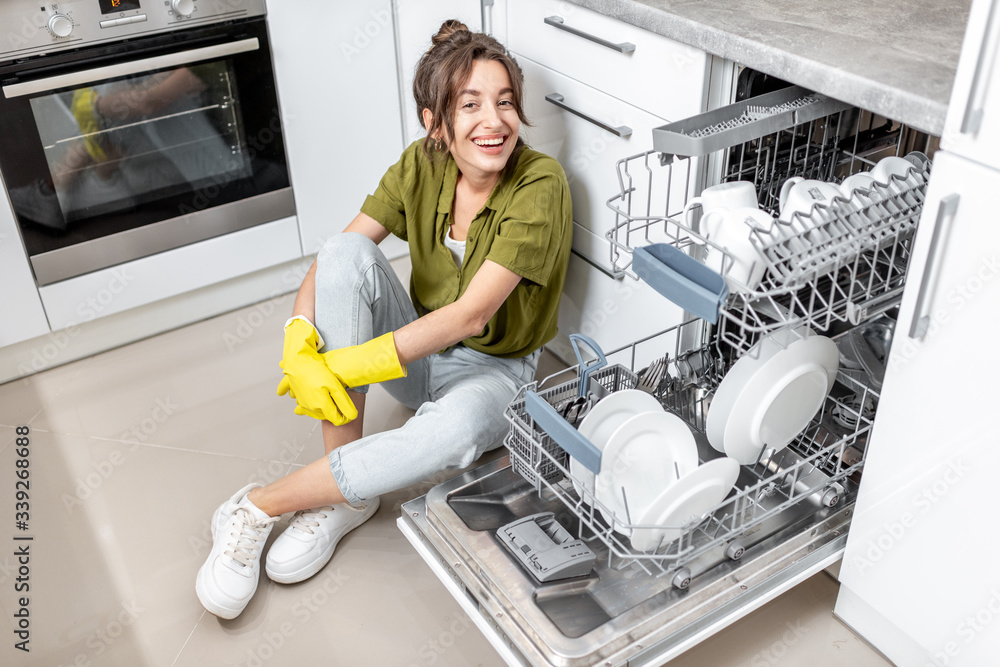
[27,61,251,229]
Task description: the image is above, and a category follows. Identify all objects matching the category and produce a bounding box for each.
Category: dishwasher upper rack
[605,100,930,356]
[503,323,876,579]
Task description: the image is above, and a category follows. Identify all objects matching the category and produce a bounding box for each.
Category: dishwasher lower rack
[503,330,876,581]
[605,93,933,356]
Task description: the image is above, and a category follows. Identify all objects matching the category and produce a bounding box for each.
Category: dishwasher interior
[399,84,934,666]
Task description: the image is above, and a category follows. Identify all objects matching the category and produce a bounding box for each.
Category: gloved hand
[70,88,107,163]
[276,317,357,424]
[321,332,407,388]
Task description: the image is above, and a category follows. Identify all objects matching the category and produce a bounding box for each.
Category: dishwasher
[397,84,933,666]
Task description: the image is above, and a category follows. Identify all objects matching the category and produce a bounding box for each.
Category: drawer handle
[545,93,633,138]
[543,16,636,54]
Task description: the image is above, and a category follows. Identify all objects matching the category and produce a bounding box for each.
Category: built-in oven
[0,0,293,286]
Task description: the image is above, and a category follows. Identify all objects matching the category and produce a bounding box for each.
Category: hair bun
[431,19,469,46]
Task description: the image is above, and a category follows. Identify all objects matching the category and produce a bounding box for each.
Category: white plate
[572,390,663,502]
[723,335,839,464]
[706,327,813,454]
[594,411,698,529]
[630,457,741,552]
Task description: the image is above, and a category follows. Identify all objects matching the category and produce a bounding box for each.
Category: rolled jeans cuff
[328,447,364,506]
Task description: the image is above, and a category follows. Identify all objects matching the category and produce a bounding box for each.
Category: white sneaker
[265,497,380,584]
[196,483,279,619]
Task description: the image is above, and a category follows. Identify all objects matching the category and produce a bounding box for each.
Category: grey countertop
[564,0,972,135]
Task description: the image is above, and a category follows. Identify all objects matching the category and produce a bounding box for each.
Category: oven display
[98,0,142,13]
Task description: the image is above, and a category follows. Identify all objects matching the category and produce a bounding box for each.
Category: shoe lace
[224,508,279,568]
[288,506,336,536]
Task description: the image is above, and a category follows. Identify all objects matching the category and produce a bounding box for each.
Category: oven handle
[3,38,259,99]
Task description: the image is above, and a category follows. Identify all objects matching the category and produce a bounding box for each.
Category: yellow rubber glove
[276,317,357,424]
[321,332,407,388]
[70,88,107,163]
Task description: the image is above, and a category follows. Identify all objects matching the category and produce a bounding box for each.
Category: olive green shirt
[361,140,572,358]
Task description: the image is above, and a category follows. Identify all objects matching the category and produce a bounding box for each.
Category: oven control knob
[48,13,73,38]
[171,0,195,17]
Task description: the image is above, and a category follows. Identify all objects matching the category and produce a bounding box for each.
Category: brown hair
[412,20,529,161]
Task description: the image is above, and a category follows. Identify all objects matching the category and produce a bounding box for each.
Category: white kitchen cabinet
[0,192,49,346]
[266,1,405,257]
[395,0,487,145]
[507,0,709,121]
[835,148,1000,667]
[837,4,1000,662]
[941,0,1000,169]
[518,56,692,243]
[37,217,303,332]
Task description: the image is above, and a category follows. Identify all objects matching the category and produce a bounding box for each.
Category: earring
[434,137,444,152]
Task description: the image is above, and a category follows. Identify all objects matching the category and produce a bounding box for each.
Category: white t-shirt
[444,228,466,267]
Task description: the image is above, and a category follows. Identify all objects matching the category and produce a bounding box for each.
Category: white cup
[682,181,758,235]
[840,172,877,197]
[871,156,914,191]
[778,177,842,223]
[703,206,774,291]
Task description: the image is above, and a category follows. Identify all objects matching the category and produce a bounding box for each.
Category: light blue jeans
[314,233,539,505]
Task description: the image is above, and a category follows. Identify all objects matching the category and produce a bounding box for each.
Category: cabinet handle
[908,193,960,339]
[960,0,1000,135]
[545,93,633,138]
[543,16,636,54]
[481,0,494,35]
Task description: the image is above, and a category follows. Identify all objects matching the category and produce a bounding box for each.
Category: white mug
[839,172,877,197]
[682,181,758,234]
[703,206,774,291]
[778,178,842,222]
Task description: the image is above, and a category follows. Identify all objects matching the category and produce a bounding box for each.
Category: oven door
[0,17,294,286]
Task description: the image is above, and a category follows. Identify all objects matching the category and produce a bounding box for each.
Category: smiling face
[424,59,522,187]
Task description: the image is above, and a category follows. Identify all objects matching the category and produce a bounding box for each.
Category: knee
[318,232,379,271]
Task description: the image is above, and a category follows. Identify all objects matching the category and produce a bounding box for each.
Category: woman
[196,21,572,619]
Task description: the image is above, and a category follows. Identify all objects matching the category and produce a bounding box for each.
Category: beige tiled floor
[0,266,893,666]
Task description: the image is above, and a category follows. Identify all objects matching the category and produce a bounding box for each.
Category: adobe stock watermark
[924,589,1000,666]
[340,5,392,63]
[852,458,969,575]
[16,267,135,377]
[890,253,999,373]
[4,12,50,50]
[222,260,312,353]
[61,396,180,512]
[238,567,351,667]
[749,619,810,667]
[189,438,303,558]
[578,276,639,340]
[55,599,144,667]
[406,612,476,667]
[178,107,287,217]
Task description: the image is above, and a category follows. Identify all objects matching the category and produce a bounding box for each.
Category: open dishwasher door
[397,455,853,667]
